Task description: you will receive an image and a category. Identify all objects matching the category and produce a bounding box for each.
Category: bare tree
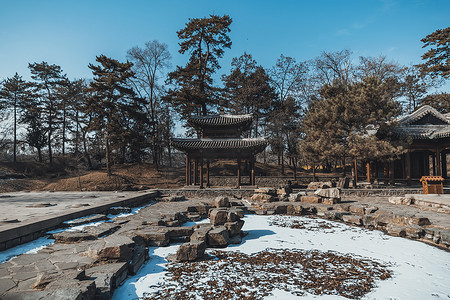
[313,50,354,88]
[357,56,404,81]
[269,54,309,106]
[127,40,171,165]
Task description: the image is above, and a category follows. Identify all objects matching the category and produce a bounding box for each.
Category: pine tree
[166,15,232,118]
[28,62,66,165]
[0,73,32,162]
[86,55,147,175]
[300,76,404,177]
[222,52,276,137]
[419,27,450,79]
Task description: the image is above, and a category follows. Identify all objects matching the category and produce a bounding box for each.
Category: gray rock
[209,209,228,225]
[342,215,362,225]
[133,228,170,247]
[85,262,129,297]
[108,207,132,215]
[83,222,120,238]
[250,193,275,202]
[225,220,245,237]
[161,195,186,202]
[214,196,230,208]
[129,244,148,275]
[0,278,16,295]
[190,225,213,243]
[53,231,96,243]
[174,241,206,262]
[386,224,406,237]
[99,236,134,261]
[66,214,108,226]
[307,181,332,190]
[207,226,230,247]
[167,227,194,239]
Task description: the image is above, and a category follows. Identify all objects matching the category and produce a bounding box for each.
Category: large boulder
[209,209,229,225]
[214,196,230,208]
[53,232,96,243]
[225,220,245,237]
[133,227,170,247]
[254,188,277,195]
[314,188,340,200]
[99,236,135,261]
[190,225,213,243]
[250,193,276,203]
[307,181,333,190]
[174,241,206,262]
[207,226,230,247]
[300,195,321,204]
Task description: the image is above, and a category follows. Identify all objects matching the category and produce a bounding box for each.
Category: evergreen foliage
[419,27,450,79]
[166,15,232,118]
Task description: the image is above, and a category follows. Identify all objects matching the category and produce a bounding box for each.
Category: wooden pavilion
[367,105,450,184]
[171,110,267,188]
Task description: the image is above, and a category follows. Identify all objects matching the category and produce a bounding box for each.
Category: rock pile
[172,196,246,262]
[251,185,295,203]
[307,181,333,190]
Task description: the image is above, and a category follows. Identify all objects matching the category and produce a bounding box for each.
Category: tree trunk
[105,132,111,176]
[342,156,346,177]
[83,134,92,169]
[13,101,17,163]
[62,101,66,157]
[37,148,42,163]
[293,158,297,180]
[312,162,316,182]
[75,111,79,154]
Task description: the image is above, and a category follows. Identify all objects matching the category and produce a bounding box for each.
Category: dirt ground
[0,162,185,193]
[0,160,347,193]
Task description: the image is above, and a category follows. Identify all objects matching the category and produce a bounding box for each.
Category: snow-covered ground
[113,215,450,300]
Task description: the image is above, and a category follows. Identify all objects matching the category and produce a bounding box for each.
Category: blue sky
[1,0,449,91]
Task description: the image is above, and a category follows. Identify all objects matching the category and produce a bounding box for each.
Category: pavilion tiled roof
[392,105,450,140]
[393,125,450,139]
[188,114,253,127]
[171,137,267,151]
[397,105,450,125]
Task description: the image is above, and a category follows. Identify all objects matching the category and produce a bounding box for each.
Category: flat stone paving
[0,191,158,248]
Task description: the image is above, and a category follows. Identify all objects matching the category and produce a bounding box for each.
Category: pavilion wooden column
[194,159,198,185]
[383,162,389,185]
[389,160,395,186]
[424,152,430,176]
[251,160,255,186]
[405,151,411,186]
[206,160,210,186]
[436,146,442,176]
[432,153,436,176]
[353,159,358,188]
[237,158,241,187]
[186,155,191,186]
[442,151,448,178]
[199,158,204,189]
[366,162,372,183]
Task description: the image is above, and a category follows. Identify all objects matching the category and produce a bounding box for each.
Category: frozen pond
[0,203,152,263]
[113,215,450,300]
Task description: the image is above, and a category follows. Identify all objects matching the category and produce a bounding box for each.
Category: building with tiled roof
[385,105,450,183]
[171,109,267,187]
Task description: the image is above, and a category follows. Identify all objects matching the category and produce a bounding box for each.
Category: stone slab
[0,190,158,249]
